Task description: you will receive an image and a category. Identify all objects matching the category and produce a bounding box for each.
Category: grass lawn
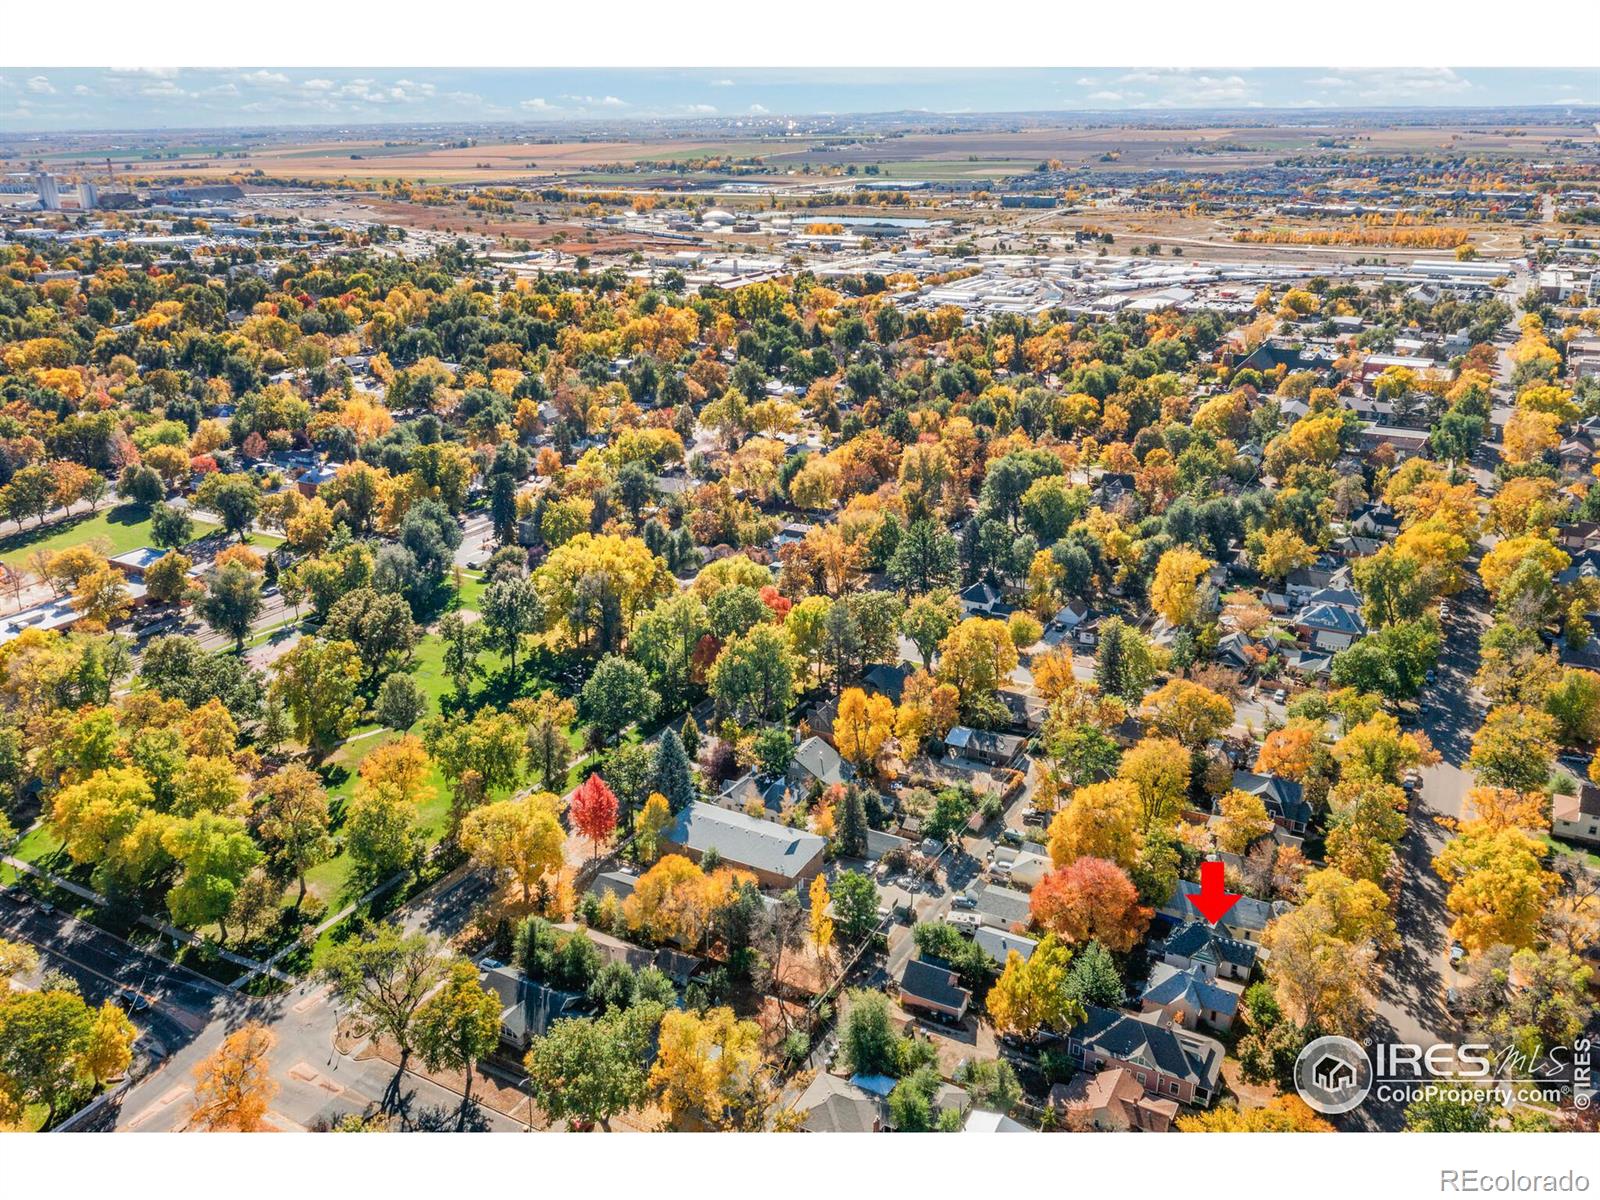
[1541,832,1600,870]
[0,504,218,569]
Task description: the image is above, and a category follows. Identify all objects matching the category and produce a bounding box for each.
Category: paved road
[106,866,521,1133]
[0,899,232,1065]
[1354,564,1489,1129]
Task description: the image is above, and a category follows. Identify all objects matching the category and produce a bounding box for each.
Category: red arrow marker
[1188,861,1241,926]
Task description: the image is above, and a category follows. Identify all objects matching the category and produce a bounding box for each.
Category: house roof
[1166,877,1285,932]
[974,926,1038,967]
[970,882,1033,929]
[862,662,914,704]
[899,958,971,1012]
[865,827,911,861]
[1071,1006,1224,1091]
[1140,962,1241,1018]
[1052,1066,1180,1127]
[792,736,853,788]
[1231,770,1313,827]
[480,966,584,1044]
[793,1073,882,1133]
[944,725,1025,759]
[1159,921,1259,972]
[666,802,825,880]
[1294,601,1367,637]
[963,1108,1028,1132]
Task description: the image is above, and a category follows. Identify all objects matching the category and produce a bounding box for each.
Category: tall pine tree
[655,728,696,814]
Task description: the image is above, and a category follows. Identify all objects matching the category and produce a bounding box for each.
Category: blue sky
[1,68,1595,131]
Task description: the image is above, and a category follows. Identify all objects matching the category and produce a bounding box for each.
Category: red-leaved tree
[1030,856,1151,952]
[571,773,619,861]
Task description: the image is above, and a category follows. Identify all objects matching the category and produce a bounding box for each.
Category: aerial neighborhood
[0,87,1597,1137]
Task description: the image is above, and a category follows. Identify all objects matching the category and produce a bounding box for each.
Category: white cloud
[748,103,768,114]
[26,76,55,95]
[684,103,716,114]
[1085,91,1122,104]
[302,78,335,91]
[239,70,290,87]
[521,97,556,111]
[710,78,735,87]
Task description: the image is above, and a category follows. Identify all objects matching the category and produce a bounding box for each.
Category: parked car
[1449,942,1468,966]
[999,829,1025,847]
[115,987,150,1013]
[1272,688,1287,704]
[951,894,978,911]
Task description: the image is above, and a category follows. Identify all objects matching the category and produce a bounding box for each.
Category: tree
[189,1023,277,1131]
[808,874,835,974]
[1149,547,1213,629]
[834,786,869,858]
[144,550,195,606]
[149,502,194,550]
[570,774,619,860]
[320,925,443,1061]
[649,1006,764,1130]
[655,728,696,814]
[936,616,1019,722]
[1215,788,1275,855]
[1469,705,1558,791]
[1031,857,1150,951]
[1047,779,1141,871]
[1141,679,1233,750]
[414,959,501,1106]
[437,611,483,698]
[520,692,576,792]
[1404,1086,1499,1132]
[489,471,518,547]
[1179,1095,1333,1132]
[375,672,428,731]
[1064,939,1124,1009]
[1458,943,1594,1064]
[835,687,895,771]
[580,654,659,745]
[899,590,959,669]
[1094,617,1158,702]
[1117,736,1190,833]
[459,792,566,905]
[323,588,419,685]
[708,624,796,724]
[1434,823,1560,954]
[1255,719,1322,781]
[1259,900,1381,1037]
[272,637,364,756]
[523,1003,662,1130]
[74,568,131,628]
[0,989,93,1124]
[986,936,1086,1039]
[831,869,879,943]
[1330,619,1441,702]
[480,572,543,684]
[838,990,902,1077]
[634,793,673,863]
[81,1001,135,1088]
[194,472,261,542]
[1544,668,1600,746]
[254,763,333,907]
[195,562,263,651]
[162,812,263,943]
[886,519,959,596]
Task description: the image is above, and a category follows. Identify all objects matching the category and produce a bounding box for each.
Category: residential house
[962,1109,1028,1132]
[1050,1067,1180,1132]
[1230,770,1314,836]
[944,725,1026,767]
[974,926,1038,968]
[1161,877,1289,946]
[791,1072,885,1132]
[1066,1006,1225,1107]
[897,958,972,1023]
[662,802,827,890]
[1553,783,1600,848]
[1293,601,1367,653]
[479,965,585,1054]
[789,735,854,795]
[1138,962,1242,1032]
[1156,921,1258,983]
[959,581,1011,619]
[968,882,1032,931]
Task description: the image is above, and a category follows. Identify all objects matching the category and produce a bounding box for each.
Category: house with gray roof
[791,1072,884,1132]
[789,735,854,795]
[969,882,1033,930]
[975,926,1038,967]
[1230,769,1313,835]
[1138,962,1243,1032]
[897,958,971,1023]
[1066,1006,1224,1107]
[479,965,585,1053]
[1161,876,1290,945]
[1156,921,1258,982]
[663,801,826,889]
[1293,600,1367,652]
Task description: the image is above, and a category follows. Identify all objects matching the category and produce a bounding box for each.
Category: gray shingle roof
[666,801,825,880]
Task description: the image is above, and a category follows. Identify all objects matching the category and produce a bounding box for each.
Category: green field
[0,504,218,569]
